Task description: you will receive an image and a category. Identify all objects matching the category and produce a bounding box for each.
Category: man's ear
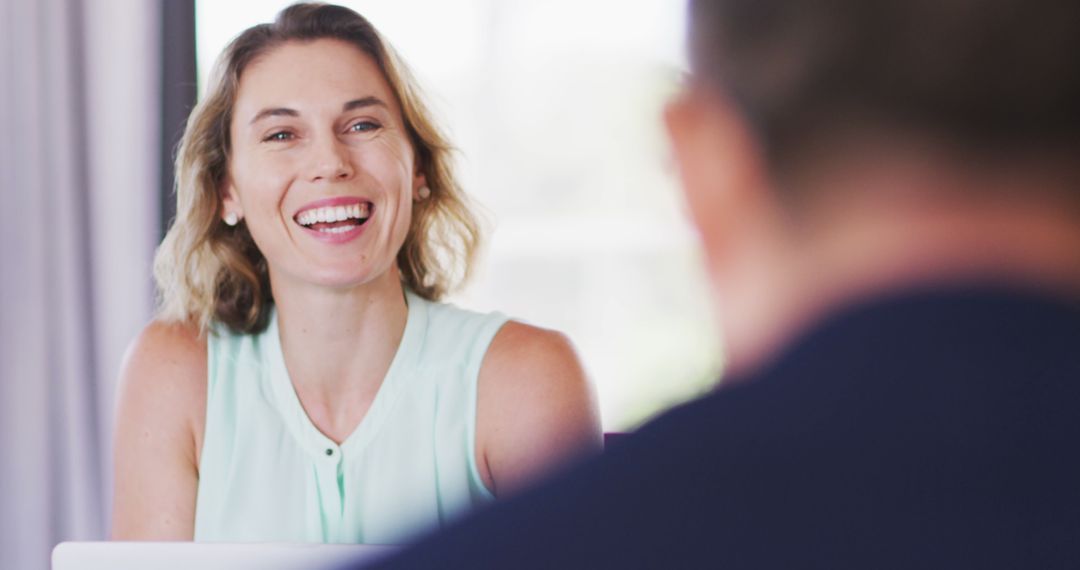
[664,87,770,254]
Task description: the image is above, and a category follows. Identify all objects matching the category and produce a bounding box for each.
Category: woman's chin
[267,254,400,293]
[299,265,396,292]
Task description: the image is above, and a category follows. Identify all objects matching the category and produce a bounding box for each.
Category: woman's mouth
[294,201,372,234]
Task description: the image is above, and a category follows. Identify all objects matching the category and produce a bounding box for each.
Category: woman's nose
[309,135,355,182]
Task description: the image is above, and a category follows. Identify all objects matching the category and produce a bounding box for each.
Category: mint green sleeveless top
[194,291,508,544]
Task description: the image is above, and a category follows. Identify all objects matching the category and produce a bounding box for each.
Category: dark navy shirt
[361,285,1080,569]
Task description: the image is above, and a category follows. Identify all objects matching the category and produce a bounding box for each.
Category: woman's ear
[413,172,430,201]
[220,179,244,224]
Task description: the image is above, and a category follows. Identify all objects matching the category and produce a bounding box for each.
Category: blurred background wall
[0,1,712,567]
[0,0,159,567]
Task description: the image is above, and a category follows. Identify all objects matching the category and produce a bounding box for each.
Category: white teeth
[319,225,355,234]
[296,203,371,227]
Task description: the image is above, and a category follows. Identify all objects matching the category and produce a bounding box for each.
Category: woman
[112,3,601,544]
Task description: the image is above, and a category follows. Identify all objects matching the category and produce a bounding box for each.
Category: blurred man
[361,0,1080,566]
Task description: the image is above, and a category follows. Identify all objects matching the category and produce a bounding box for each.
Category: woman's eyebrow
[343,96,387,112]
[249,107,299,125]
[248,97,387,125]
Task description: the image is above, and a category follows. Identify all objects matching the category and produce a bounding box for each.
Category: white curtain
[0,0,159,568]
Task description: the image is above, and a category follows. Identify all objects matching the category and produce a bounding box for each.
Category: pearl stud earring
[417,186,431,200]
[224,212,239,226]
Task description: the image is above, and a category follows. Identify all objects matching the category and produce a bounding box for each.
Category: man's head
[685,0,1080,185]
[667,0,1080,374]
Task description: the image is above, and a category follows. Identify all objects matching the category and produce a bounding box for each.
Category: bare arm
[111,321,206,540]
[476,322,603,498]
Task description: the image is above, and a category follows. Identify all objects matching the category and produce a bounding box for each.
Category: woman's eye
[263,131,294,142]
[348,120,380,133]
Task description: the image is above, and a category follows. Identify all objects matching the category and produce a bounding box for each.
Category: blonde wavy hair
[154,3,481,334]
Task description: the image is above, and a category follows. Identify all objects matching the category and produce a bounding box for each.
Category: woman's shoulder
[482,321,584,388]
[116,319,208,438]
[418,293,576,369]
[125,318,208,374]
[416,293,503,324]
[411,294,508,355]
[476,321,603,495]
[113,319,207,517]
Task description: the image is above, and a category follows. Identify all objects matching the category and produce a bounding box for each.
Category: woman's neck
[269,268,409,440]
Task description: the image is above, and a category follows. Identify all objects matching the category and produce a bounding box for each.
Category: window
[196,0,719,429]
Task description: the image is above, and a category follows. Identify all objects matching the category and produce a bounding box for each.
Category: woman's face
[224,38,423,291]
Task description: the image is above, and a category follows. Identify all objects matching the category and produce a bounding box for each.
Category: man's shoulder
[366,286,1080,569]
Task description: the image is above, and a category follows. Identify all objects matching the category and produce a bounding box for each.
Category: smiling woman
[111,4,601,545]
[219,38,427,319]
